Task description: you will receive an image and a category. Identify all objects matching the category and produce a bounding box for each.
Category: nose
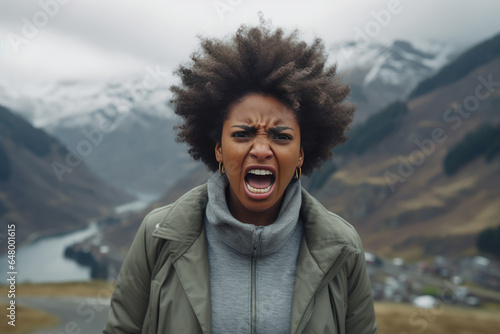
[249,138,273,161]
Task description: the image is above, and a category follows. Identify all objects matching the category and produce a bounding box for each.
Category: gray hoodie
[205,172,303,334]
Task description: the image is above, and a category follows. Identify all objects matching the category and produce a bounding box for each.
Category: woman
[104,21,377,334]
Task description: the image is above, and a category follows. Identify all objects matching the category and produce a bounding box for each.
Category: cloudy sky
[0,0,499,81]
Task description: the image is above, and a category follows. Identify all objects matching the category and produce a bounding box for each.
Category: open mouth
[244,169,276,194]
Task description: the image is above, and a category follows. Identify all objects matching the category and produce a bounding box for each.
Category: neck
[226,187,283,226]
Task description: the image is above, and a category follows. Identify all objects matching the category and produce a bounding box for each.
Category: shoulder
[324,210,364,250]
[139,183,209,242]
[300,187,363,250]
[142,184,208,224]
[118,184,208,277]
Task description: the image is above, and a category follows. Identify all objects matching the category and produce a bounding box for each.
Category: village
[365,251,500,309]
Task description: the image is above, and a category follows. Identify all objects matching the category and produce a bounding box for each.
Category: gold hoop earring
[219,161,225,175]
[295,166,301,180]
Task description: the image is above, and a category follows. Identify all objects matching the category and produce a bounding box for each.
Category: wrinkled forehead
[225,94,299,129]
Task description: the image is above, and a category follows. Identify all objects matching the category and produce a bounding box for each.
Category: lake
[0,192,158,283]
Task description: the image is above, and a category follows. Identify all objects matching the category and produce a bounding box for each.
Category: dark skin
[215,93,304,226]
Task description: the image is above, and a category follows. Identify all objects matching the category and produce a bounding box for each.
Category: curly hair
[170,21,355,176]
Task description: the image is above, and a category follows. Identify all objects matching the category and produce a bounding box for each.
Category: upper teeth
[248,169,273,176]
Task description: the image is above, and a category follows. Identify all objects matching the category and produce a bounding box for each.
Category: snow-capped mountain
[0,38,459,195]
[329,39,458,122]
[0,74,200,196]
[0,73,175,129]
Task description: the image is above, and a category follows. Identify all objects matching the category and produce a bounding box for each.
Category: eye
[231,131,250,138]
[273,133,293,141]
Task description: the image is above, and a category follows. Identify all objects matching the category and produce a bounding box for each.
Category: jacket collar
[152,184,208,261]
[290,189,355,334]
[152,184,211,333]
[152,183,356,334]
[152,183,350,258]
[299,189,351,272]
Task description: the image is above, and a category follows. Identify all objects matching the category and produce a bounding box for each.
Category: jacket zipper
[296,244,356,334]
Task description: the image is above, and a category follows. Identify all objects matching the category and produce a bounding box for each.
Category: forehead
[225,94,298,127]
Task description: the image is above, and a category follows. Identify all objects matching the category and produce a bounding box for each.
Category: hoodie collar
[204,172,302,256]
[152,177,351,268]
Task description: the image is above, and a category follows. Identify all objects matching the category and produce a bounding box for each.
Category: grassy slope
[0,281,114,297]
[1,302,59,334]
[375,302,500,334]
[314,57,500,259]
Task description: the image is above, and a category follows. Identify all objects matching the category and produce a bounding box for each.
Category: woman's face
[215,93,304,224]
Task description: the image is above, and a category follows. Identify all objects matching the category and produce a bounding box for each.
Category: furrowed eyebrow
[270,126,294,133]
[231,125,294,133]
[231,125,257,133]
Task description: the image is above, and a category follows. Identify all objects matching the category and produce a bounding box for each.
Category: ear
[297,147,304,167]
[215,142,222,162]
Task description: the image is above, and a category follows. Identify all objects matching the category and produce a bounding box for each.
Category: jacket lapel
[290,237,326,334]
[173,227,212,333]
[152,184,212,333]
[290,189,353,334]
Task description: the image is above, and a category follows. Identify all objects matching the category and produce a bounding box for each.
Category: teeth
[248,169,273,176]
[246,183,272,194]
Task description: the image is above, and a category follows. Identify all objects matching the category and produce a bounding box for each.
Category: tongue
[246,174,273,189]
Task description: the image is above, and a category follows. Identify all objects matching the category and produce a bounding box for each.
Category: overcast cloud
[0,0,499,81]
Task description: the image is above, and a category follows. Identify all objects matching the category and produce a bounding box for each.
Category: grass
[0,280,115,297]
[375,302,500,334]
[2,282,500,333]
[1,302,59,334]
[0,281,112,333]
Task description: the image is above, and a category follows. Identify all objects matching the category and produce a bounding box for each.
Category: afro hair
[170,20,355,176]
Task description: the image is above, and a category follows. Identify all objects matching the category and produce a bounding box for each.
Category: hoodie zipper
[296,244,356,334]
[251,246,257,334]
[251,227,262,334]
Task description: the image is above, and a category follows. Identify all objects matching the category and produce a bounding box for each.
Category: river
[0,192,159,283]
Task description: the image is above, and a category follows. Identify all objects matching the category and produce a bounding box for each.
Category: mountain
[311,58,500,259]
[0,75,173,128]
[329,39,458,123]
[98,33,500,261]
[410,32,500,98]
[0,75,201,196]
[0,105,134,251]
[0,39,458,196]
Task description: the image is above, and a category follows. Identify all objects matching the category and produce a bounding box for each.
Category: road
[15,296,110,334]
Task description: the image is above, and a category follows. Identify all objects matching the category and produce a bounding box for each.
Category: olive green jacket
[103,184,377,334]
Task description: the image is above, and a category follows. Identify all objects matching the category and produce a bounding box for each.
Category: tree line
[444,122,500,175]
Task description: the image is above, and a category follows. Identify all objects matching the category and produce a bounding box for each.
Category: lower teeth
[246,183,272,193]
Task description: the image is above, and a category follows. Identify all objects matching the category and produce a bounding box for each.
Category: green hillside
[307,101,407,191]
[444,122,500,175]
[477,224,500,259]
[336,101,408,155]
